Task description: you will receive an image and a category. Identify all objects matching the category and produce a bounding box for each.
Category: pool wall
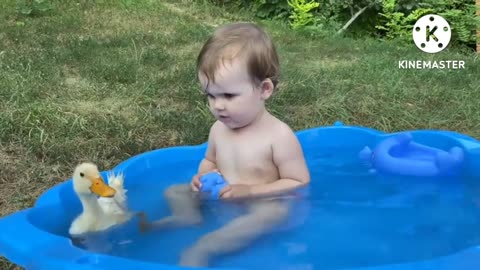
[1,123,480,270]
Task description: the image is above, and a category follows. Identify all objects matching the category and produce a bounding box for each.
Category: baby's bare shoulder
[268,116,295,137]
[209,121,223,136]
[266,117,301,153]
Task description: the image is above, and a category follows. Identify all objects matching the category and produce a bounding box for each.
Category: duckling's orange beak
[89,176,116,197]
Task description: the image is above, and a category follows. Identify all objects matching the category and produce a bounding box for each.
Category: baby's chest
[215,138,275,176]
[217,140,271,163]
[212,126,281,183]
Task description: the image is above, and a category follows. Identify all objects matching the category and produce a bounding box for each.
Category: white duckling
[69,162,133,236]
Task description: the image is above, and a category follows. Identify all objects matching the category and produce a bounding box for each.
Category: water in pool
[71,150,480,270]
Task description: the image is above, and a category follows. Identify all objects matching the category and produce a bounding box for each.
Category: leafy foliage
[287,0,319,29]
[376,0,479,46]
[376,0,434,40]
[205,0,478,48]
[252,0,291,20]
[16,0,52,16]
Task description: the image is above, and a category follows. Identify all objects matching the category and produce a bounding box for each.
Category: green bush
[376,0,479,47]
[253,0,291,20]
[204,0,479,48]
[287,0,319,29]
[16,0,52,16]
[207,0,291,20]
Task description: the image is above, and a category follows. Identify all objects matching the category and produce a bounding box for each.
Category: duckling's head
[72,162,116,197]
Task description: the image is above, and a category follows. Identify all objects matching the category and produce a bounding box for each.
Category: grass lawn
[1,0,479,268]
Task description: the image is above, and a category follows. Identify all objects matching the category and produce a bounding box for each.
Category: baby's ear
[260,78,274,100]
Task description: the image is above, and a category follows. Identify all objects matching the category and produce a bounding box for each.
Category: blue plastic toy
[359,132,465,177]
[199,172,229,199]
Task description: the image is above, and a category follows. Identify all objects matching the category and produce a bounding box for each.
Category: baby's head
[197,22,280,93]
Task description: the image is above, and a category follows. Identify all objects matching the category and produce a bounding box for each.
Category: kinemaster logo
[398,14,465,70]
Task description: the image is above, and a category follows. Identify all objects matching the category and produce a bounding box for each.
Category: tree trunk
[337,5,370,35]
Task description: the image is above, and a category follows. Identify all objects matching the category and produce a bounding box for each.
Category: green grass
[1,0,479,268]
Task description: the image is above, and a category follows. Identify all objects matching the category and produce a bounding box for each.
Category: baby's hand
[190,169,220,192]
[190,174,202,192]
[219,184,251,200]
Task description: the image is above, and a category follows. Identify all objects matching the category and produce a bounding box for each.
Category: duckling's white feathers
[69,164,133,236]
[107,171,124,187]
[107,172,128,205]
[98,172,129,217]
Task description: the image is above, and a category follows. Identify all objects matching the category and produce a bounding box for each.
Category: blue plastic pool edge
[1,123,480,270]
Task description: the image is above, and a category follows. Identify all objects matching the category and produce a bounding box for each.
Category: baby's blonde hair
[197,22,280,90]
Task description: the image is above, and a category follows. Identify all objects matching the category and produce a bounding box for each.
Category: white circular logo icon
[412,14,451,53]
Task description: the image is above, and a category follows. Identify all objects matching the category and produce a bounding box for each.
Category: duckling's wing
[98,197,125,215]
[107,172,128,206]
[107,171,124,188]
[97,172,129,216]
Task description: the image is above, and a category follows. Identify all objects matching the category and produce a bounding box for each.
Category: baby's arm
[191,123,219,191]
[250,125,310,198]
[199,122,219,173]
[197,157,217,174]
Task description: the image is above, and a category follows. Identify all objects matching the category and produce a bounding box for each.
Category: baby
[145,22,310,266]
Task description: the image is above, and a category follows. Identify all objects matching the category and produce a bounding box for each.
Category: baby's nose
[213,98,225,110]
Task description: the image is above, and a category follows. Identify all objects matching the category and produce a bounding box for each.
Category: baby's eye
[224,93,235,99]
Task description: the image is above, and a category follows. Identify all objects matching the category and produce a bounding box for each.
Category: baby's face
[199,57,266,129]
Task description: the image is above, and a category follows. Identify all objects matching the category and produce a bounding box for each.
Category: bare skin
[141,57,310,266]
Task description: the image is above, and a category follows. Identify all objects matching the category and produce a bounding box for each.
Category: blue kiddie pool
[2,122,480,270]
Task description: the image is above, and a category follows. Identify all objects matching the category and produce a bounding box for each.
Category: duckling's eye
[80,172,84,177]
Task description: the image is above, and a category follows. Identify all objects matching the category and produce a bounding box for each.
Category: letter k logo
[413,14,451,53]
[426,26,438,42]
